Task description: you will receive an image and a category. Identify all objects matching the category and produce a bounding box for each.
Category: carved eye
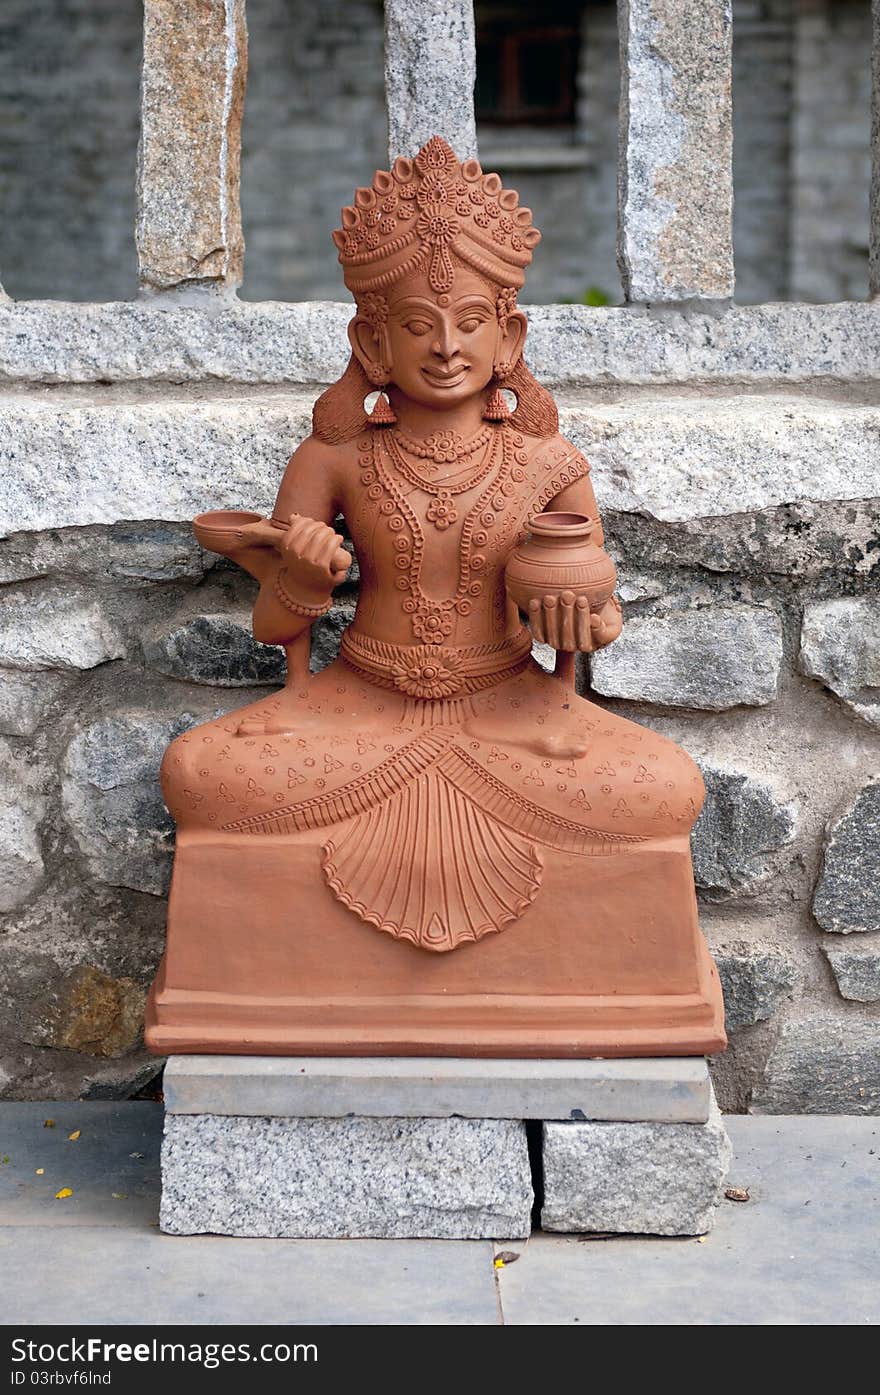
[404,319,432,336]
[458,317,482,334]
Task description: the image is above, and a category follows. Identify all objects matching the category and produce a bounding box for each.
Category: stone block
[541,1094,731,1236]
[604,498,880,582]
[0,523,207,587]
[0,670,72,737]
[2,302,880,387]
[0,584,125,671]
[162,1055,712,1124]
[752,1014,880,1114]
[61,711,193,896]
[800,597,880,727]
[160,1114,532,1239]
[0,302,354,387]
[691,765,797,896]
[137,0,247,289]
[0,800,43,913]
[564,394,880,525]
[0,391,314,536]
[714,945,797,1029]
[618,0,733,301]
[384,0,477,162]
[813,780,880,934]
[590,605,783,709]
[824,941,880,1003]
[143,612,286,687]
[3,391,879,537]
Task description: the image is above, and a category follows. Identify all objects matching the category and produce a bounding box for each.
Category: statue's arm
[528,470,622,653]
[248,436,350,645]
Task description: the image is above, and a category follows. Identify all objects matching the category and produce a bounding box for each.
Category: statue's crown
[333,136,541,296]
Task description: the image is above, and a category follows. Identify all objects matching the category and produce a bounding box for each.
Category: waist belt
[340,626,533,699]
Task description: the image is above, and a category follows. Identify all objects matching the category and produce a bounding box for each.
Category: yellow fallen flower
[55,1188,73,1199]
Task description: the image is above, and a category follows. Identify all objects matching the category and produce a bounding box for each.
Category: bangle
[274,569,333,619]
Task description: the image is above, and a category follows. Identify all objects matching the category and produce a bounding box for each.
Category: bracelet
[274,568,333,620]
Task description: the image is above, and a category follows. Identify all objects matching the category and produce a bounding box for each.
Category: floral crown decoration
[332,136,541,296]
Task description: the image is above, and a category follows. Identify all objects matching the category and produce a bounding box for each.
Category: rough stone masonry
[0,0,878,1114]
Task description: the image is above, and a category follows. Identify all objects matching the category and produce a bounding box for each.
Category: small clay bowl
[193,510,266,557]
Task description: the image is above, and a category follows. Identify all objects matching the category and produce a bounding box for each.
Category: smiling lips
[421,364,470,388]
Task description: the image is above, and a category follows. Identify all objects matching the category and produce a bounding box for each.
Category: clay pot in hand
[505,511,617,613]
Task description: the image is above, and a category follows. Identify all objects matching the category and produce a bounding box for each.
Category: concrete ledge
[160,1114,533,1239]
[541,1092,732,1237]
[1,299,878,386]
[162,1055,712,1123]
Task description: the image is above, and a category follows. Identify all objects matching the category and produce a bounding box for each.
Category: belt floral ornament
[341,627,533,698]
[390,646,464,698]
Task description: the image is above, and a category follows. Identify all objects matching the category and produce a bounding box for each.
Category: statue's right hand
[281,513,351,588]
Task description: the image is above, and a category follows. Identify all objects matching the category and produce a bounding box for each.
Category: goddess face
[349,266,526,413]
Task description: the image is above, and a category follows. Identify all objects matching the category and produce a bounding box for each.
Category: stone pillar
[137,0,248,293]
[384,0,477,162]
[617,0,734,303]
[871,0,880,298]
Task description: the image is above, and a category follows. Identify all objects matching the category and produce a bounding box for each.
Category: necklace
[355,425,515,645]
[390,424,492,468]
[385,427,499,524]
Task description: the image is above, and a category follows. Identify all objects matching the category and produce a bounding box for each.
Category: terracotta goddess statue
[146,138,725,1058]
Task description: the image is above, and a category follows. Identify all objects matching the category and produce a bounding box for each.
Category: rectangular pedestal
[147,833,726,1058]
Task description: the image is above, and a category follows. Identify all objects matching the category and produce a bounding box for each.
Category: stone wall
[0,0,878,1114]
[0,0,873,304]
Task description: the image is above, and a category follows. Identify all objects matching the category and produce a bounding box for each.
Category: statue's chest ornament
[356,422,529,645]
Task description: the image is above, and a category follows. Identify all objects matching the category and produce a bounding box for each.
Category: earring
[367,391,397,426]
[365,361,391,386]
[483,383,510,422]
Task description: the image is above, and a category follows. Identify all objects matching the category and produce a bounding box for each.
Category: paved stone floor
[0,1103,877,1325]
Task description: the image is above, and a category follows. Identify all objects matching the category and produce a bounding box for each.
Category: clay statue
[146,137,726,1058]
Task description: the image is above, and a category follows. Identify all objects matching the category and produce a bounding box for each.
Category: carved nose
[432,321,459,360]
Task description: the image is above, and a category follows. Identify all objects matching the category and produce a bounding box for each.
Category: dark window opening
[475,5,582,126]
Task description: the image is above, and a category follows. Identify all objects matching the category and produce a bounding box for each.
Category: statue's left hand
[527,593,622,652]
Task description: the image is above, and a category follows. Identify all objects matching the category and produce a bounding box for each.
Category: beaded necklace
[390,424,493,468]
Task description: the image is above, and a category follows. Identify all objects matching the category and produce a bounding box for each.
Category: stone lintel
[137,0,247,291]
[384,0,477,162]
[618,0,734,302]
[162,1055,712,1122]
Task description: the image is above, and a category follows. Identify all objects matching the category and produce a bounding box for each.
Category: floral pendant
[426,491,458,530]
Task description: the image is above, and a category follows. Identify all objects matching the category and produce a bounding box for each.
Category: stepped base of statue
[158,1055,731,1239]
[145,823,725,1058]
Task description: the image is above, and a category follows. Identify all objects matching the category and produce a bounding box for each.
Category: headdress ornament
[332,136,541,295]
